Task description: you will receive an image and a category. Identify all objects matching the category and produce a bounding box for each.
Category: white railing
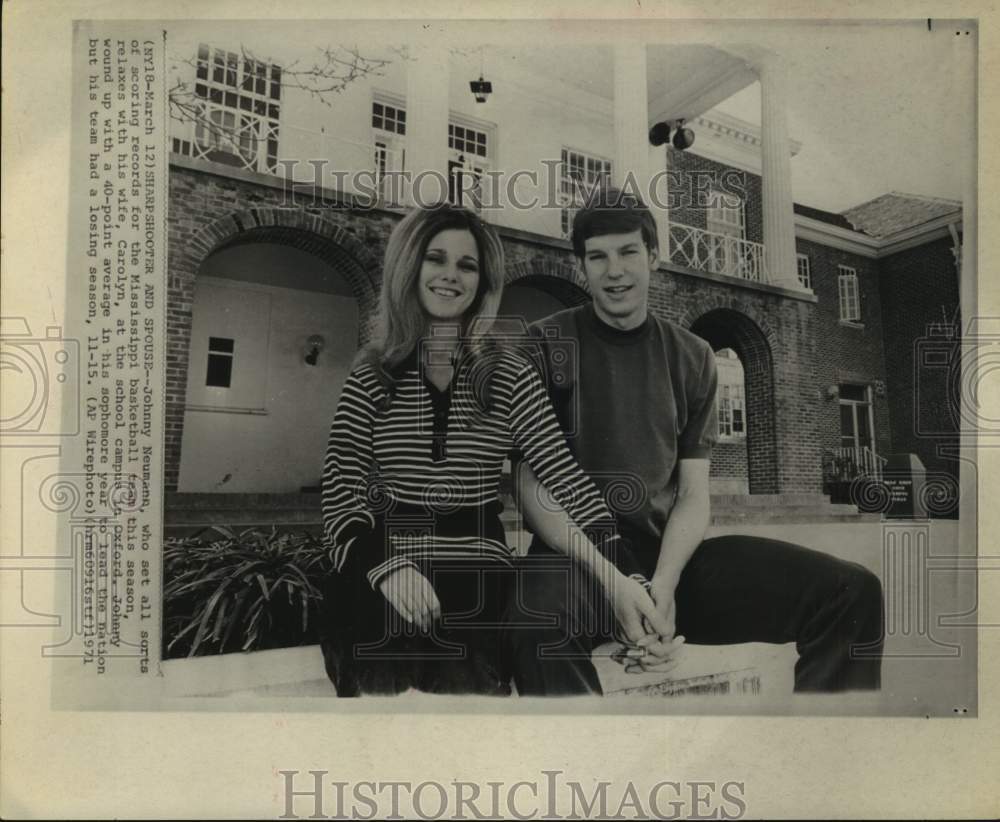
[171,109,279,176]
[168,129,782,286]
[667,223,769,283]
[171,117,406,203]
[824,446,887,483]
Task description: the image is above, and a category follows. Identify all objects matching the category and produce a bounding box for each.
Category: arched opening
[689,308,778,495]
[177,232,361,494]
[496,274,589,331]
[164,209,381,493]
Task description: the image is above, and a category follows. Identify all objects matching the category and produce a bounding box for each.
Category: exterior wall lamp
[304,334,325,366]
[649,119,695,151]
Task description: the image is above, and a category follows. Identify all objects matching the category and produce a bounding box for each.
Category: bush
[163,526,333,659]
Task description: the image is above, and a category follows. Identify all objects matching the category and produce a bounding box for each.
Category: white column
[758,55,799,289]
[405,46,450,207]
[649,137,671,263]
[611,43,663,260]
[613,44,668,260]
[613,44,649,190]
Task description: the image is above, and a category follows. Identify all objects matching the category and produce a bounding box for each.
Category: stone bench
[164,641,798,699]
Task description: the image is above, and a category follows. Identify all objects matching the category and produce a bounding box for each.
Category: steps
[498,492,880,530]
[164,493,324,538]
[164,490,880,539]
[707,493,882,525]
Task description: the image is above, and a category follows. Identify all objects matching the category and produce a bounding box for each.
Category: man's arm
[514,460,673,645]
[647,458,712,638]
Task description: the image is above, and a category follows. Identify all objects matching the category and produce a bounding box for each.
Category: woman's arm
[321,369,380,571]
[506,361,615,535]
[512,460,619,588]
[322,368,436,627]
[507,362,673,644]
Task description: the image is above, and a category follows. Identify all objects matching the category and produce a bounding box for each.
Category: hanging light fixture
[469,47,492,103]
[470,76,492,103]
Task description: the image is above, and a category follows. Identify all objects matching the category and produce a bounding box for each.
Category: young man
[504,189,884,696]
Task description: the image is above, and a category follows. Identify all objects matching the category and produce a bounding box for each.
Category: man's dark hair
[570,186,660,259]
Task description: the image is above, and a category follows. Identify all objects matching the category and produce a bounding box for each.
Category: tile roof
[793,203,855,231]
[840,192,961,239]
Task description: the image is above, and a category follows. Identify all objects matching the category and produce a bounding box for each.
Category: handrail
[823,446,887,482]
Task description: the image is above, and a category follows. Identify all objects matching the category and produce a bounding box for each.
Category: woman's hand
[609,574,686,674]
[609,574,674,646]
[377,566,442,631]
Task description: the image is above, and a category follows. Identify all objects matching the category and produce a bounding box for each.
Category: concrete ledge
[161,640,797,699]
[162,644,327,697]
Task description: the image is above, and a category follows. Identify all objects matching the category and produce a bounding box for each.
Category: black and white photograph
[2,1,998,819]
[153,17,975,711]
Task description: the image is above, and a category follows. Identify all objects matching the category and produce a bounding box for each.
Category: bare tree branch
[168,44,393,163]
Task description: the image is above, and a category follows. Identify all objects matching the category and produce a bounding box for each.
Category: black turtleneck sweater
[528,304,718,542]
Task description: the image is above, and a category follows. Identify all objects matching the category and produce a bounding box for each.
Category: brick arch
[502,274,591,312]
[505,259,591,299]
[679,295,780,353]
[685,304,779,495]
[184,208,381,308]
[164,207,382,491]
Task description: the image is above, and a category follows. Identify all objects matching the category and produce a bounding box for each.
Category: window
[372,101,406,135]
[185,280,272,412]
[839,384,874,452]
[205,337,235,387]
[448,123,487,158]
[371,97,407,203]
[706,190,747,277]
[175,44,282,173]
[838,266,861,322]
[715,349,746,439]
[368,100,492,209]
[797,253,812,289]
[448,121,491,210]
[707,190,745,237]
[559,148,612,238]
[718,382,747,439]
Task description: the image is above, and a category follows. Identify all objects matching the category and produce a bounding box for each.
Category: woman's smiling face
[417,228,481,321]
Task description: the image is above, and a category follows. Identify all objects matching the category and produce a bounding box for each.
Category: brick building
[163,39,963,522]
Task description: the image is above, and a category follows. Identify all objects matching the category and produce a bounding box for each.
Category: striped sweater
[321,347,619,589]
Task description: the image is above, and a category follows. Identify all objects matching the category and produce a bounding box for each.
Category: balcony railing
[171,110,282,176]
[667,223,768,283]
[171,118,405,202]
[168,125,783,287]
[823,446,887,484]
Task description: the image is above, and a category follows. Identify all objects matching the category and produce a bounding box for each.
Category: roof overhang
[795,212,962,259]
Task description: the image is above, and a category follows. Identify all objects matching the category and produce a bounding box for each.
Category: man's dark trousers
[504,526,885,695]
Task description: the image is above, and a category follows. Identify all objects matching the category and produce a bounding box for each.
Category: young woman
[318,203,639,696]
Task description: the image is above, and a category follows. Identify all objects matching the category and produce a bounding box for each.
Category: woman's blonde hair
[357,203,506,405]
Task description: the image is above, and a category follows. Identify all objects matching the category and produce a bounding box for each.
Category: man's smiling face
[581,229,656,330]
